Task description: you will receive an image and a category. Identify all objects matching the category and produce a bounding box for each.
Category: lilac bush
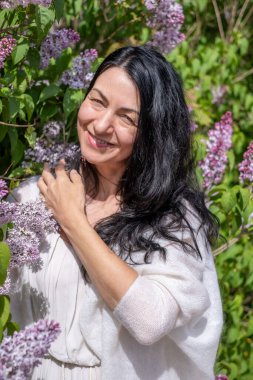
[144,0,185,54]
[199,111,233,190]
[60,49,98,89]
[40,28,80,69]
[0,37,16,69]
[238,141,253,186]
[0,0,51,8]
[0,319,60,380]
[0,180,8,200]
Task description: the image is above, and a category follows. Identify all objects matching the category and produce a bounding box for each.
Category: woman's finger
[69,169,82,184]
[37,176,48,197]
[55,160,68,179]
[41,163,55,185]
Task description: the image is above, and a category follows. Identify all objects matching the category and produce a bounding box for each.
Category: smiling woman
[10,46,223,380]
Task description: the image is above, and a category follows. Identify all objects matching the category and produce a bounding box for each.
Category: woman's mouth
[87,131,114,148]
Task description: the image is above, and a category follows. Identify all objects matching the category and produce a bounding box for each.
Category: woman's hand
[37,160,86,231]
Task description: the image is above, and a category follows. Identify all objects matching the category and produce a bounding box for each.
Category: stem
[98,17,141,45]
[0,121,36,128]
[234,67,253,82]
[212,0,225,40]
[234,0,250,29]
[226,0,238,39]
[213,237,239,257]
[241,4,253,28]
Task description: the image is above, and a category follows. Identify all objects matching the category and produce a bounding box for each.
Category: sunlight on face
[77,67,140,172]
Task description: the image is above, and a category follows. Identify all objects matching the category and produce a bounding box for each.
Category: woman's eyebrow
[91,87,139,115]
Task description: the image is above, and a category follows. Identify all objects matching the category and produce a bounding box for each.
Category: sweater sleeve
[113,224,211,346]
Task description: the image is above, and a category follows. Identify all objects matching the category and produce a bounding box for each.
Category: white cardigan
[10,177,223,380]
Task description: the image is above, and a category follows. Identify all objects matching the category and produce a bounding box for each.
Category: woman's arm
[37,162,138,310]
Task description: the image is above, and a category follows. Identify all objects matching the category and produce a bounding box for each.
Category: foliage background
[0,0,253,378]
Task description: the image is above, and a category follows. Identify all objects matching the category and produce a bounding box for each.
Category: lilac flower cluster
[0,319,60,380]
[0,36,16,69]
[40,28,80,69]
[215,375,229,380]
[238,141,253,185]
[0,0,51,9]
[0,198,58,293]
[199,111,233,190]
[59,49,98,89]
[144,0,185,54]
[6,199,58,268]
[23,139,80,169]
[43,121,64,139]
[0,180,8,200]
[211,85,228,105]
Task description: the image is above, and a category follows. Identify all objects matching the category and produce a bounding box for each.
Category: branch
[213,237,240,257]
[212,0,225,40]
[241,4,253,28]
[226,0,238,39]
[234,67,253,83]
[234,0,250,29]
[0,121,36,128]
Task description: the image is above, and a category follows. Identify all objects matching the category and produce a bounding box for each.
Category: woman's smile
[87,131,115,149]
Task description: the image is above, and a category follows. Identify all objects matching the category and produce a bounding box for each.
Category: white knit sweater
[10,177,223,380]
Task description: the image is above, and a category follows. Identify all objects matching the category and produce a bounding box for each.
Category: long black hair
[74,45,219,269]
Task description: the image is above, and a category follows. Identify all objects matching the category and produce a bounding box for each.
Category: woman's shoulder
[8,176,40,203]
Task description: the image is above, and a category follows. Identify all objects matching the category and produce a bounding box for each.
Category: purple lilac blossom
[0,0,51,8]
[59,49,98,89]
[215,375,229,380]
[0,36,16,69]
[199,111,233,190]
[0,319,60,379]
[23,139,80,169]
[238,141,253,185]
[0,270,11,295]
[43,121,64,139]
[0,202,18,225]
[144,0,185,54]
[0,180,8,200]
[6,199,58,268]
[40,28,80,69]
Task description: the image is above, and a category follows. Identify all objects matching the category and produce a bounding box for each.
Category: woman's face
[77,67,140,171]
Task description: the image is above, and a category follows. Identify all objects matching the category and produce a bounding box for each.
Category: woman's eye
[121,114,136,126]
[90,98,104,106]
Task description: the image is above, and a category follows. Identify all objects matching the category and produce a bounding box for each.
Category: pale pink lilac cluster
[40,28,80,69]
[0,0,51,8]
[0,202,17,225]
[199,111,233,190]
[238,141,253,185]
[0,36,16,69]
[144,0,185,54]
[59,49,98,89]
[0,319,60,380]
[211,85,228,105]
[0,180,8,200]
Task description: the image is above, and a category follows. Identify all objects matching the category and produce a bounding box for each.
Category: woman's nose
[93,110,114,134]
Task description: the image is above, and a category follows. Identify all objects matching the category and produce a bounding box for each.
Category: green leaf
[0,296,10,328]
[12,40,29,65]
[63,89,84,118]
[220,191,237,212]
[40,103,59,121]
[25,126,37,148]
[54,0,64,21]
[8,128,24,165]
[38,84,61,103]
[8,97,20,119]
[22,94,35,121]
[0,124,7,142]
[35,6,55,43]
[0,242,11,286]
[6,320,20,336]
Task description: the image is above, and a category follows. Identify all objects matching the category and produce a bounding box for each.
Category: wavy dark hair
[73,45,219,272]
